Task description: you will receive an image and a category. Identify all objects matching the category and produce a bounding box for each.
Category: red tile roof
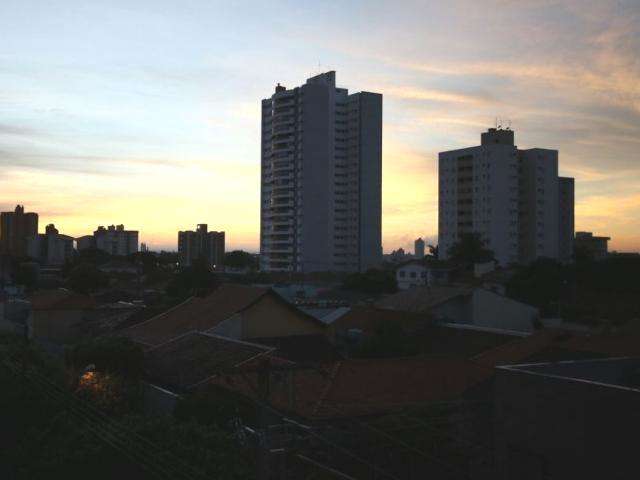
[144,331,274,391]
[30,289,96,311]
[208,356,491,419]
[124,284,268,346]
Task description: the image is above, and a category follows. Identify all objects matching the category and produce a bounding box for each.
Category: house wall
[242,294,324,339]
[471,289,538,333]
[432,289,538,333]
[210,294,324,340]
[396,264,427,290]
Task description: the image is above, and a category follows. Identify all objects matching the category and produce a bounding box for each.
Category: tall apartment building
[178,224,225,268]
[0,205,39,257]
[558,177,575,263]
[438,128,574,266]
[77,225,138,256]
[260,71,382,273]
[414,238,425,259]
[26,224,74,266]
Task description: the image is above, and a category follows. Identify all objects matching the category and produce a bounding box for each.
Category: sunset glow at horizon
[2,1,639,253]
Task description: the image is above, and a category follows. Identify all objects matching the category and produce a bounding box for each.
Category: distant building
[77,225,138,256]
[558,177,575,263]
[575,231,610,260]
[0,205,38,257]
[414,237,425,259]
[395,260,453,290]
[177,224,225,268]
[438,128,575,266]
[260,71,382,273]
[25,224,74,266]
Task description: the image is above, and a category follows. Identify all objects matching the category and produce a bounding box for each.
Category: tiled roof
[248,334,341,363]
[30,289,96,311]
[375,285,473,313]
[124,284,269,346]
[144,331,274,391]
[207,356,491,419]
[328,306,429,333]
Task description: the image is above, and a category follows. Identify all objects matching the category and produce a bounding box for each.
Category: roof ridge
[312,361,343,417]
[124,296,195,332]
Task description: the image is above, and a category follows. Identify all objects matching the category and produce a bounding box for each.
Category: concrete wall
[396,264,426,290]
[300,81,335,272]
[494,367,640,480]
[471,289,538,333]
[210,294,324,340]
[242,294,324,339]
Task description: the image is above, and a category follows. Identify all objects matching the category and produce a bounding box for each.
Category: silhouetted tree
[166,259,218,299]
[343,268,397,295]
[447,232,494,267]
[223,250,258,270]
[66,263,109,293]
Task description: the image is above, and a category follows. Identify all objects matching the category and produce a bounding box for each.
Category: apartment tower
[438,128,574,266]
[260,71,382,273]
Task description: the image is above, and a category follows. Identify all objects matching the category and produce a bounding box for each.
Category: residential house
[395,260,453,290]
[124,284,326,348]
[377,285,539,334]
[28,289,97,344]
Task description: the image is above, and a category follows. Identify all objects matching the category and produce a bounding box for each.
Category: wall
[356,92,383,272]
[240,294,324,339]
[396,264,426,290]
[471,289,538,333]
[494,367,640,480]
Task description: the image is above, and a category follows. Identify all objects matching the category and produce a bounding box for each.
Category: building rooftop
[124,284,269,347]
[30,288,96,311]
[144,331,274,391]
[375,285,473,313]
[498,357,640,393]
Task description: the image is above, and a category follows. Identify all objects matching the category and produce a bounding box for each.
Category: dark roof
[325,306,430,336]
[207,356,491,419]
[375,285,473,312]
[124,284,269,346]
[30,289,96,311]
[248,334,341,363]
[144,331,274,391]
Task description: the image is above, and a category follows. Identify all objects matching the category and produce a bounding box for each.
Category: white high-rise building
[438,128,574,266]
[260,71,382,273]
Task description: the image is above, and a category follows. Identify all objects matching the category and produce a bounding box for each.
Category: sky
[1,0,639,253]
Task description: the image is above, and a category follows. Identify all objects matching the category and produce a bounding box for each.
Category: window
[399,271,406,278]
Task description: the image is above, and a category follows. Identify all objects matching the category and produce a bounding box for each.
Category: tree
[224,250,258,270]
[166,259,219,299]
[66,263,109,293]
[343,268,397,295]
[65,336,144,381]
[428,244,439,259]
[447,232,494,267]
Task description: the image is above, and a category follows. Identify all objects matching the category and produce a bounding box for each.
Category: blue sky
[2,0,639,251]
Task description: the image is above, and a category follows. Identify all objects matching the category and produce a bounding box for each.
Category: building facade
[575,231,610,260]
[178,224,225,268]
[558,177,575,263]
[26,224,74,266]
[77,225,138,256]
[414,237,425,259]
[260,71,382,273]
[0,205,39,257]
[438,128,574,266]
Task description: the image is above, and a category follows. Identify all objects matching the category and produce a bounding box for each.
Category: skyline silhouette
[1,1,638,252]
